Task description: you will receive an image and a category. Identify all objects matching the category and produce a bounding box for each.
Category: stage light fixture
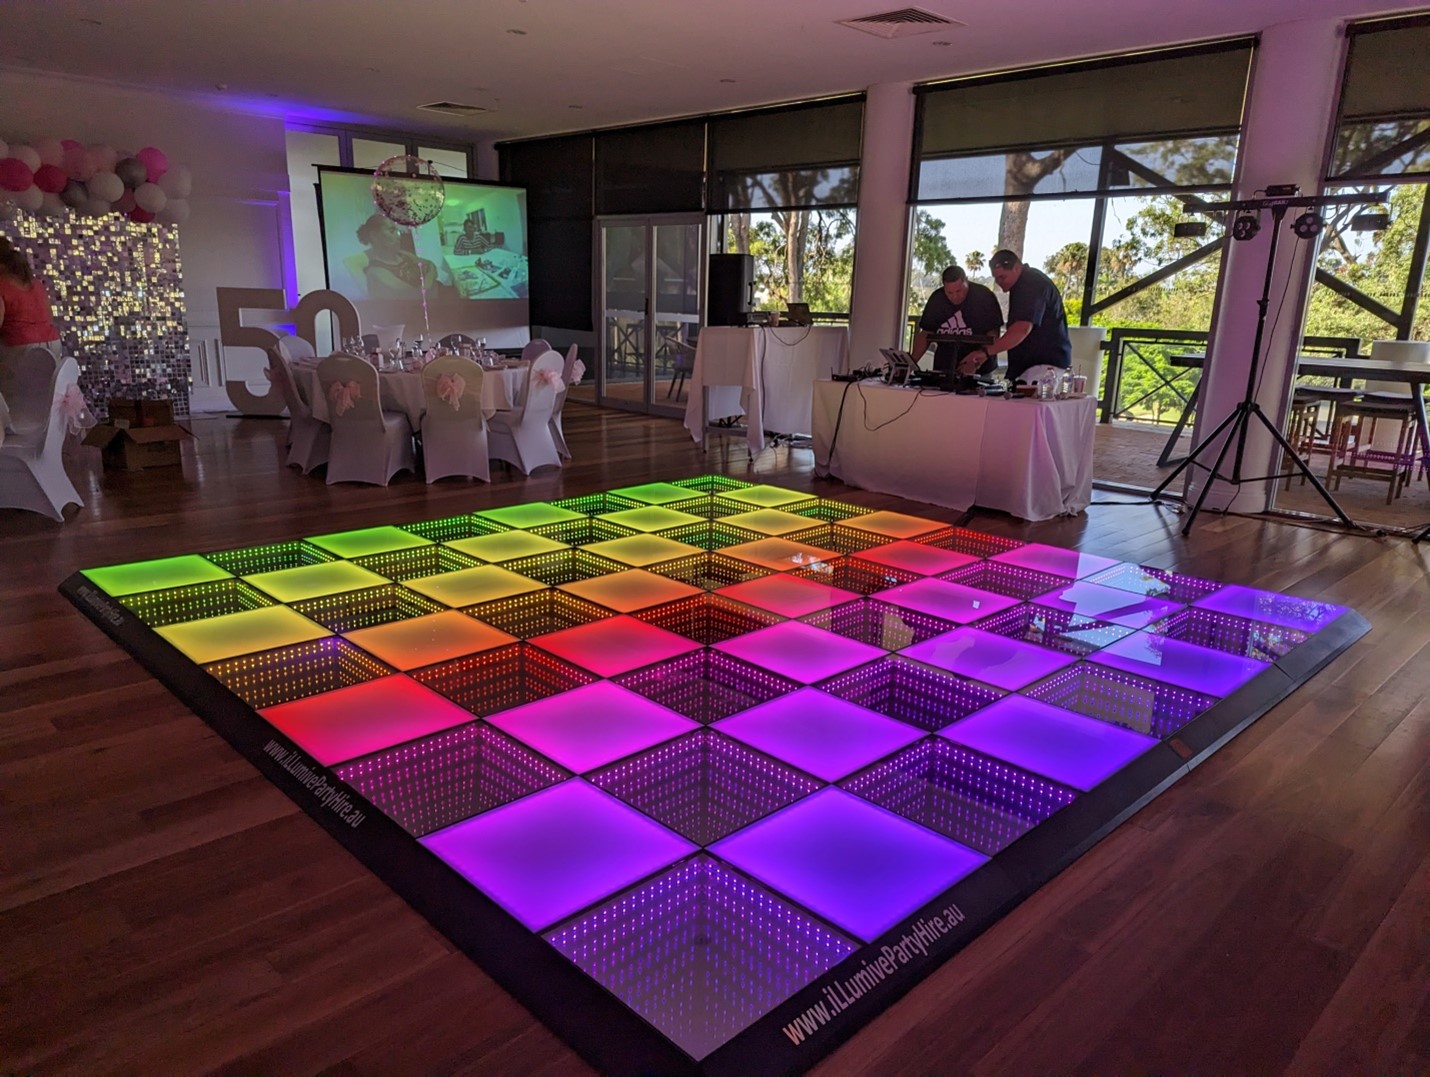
[1291,211,1325,239]
[1351,205,1391,231]
[1173,219,1208,238]
[1231,212,1261,241]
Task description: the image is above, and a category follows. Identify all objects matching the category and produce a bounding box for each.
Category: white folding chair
[421,355,489,483]
[488,350,564,474]
[549,343,578,459]
[316,353,415,486]
[268,337,330,473]
[0,350,84,520]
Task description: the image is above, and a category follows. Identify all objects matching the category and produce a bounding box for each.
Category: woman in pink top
[0,236,61,365]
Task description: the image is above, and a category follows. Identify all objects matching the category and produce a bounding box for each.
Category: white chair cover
[421,355,489,483]
[267,340,330,473]
[316,353,415,485]
[549,343,578,459]
[489,350,564,474]
[0,349,83,520]
[520,338,552,363]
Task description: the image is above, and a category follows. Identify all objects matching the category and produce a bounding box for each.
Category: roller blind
[594,120,705,215]
[500,135,594,329]
[707,97,864,211]
[1330,16,1430,179]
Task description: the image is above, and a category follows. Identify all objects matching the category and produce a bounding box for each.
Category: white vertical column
[848,81,917,374]
[1188,18,1349,512]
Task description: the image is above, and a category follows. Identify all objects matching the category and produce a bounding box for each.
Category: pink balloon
[0,157,33,192]
[62,144,94,181]
[61,138,84,153]
[136,146,169,182]
[128,206,156,223]
[33,164,69,194]
[115,190,136,213]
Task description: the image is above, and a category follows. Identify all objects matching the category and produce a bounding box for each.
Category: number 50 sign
[216,287,361,415]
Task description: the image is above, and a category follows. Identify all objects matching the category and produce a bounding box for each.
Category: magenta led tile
[851,541,979,577]
[1033,581,1183,629]
[714,621,886,684]
[715,573,860,618]
[878,577,1021,624]
[261,674,479,765]
[1088,632,1267,695]
[940,560,1066,602]
[486,680,697,772]
[900,627,1077,690]
[714,687,924,781]
[990,543,1120,579]
[939,695,1159,791]
[1193,584,1346,633]
[709,788,987,941]
[800,597,956,650]
[530,615,702,678]
[421,779,696,931]
[1083,562,1225,604]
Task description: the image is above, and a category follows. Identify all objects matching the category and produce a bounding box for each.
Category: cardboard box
[107,397,175,428]
[84,422,193,470]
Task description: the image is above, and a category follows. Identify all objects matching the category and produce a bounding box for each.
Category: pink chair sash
[327,379,362,416]
[436,371,467,410]
[58,383,97,436]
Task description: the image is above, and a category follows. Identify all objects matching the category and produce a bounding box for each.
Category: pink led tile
[714,621,885,684]
[720,537,839,573]
[714,688,924,781]
[901,627,1077,690]
[990,543,1120,579]
[855,541,980,577]
[261,674,478,765]
[531,615,702,677]
[1033,582,1183,629]
[714,573,860,618]
[838,510,948,540]
[487,680,698,772]
[878,578,1020,624]
[344,610,517,670]
[559,569,703,613]
[1088,632,1268,695]
[422,779,696,930]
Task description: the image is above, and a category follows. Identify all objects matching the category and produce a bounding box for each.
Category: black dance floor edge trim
[59,572,1369,1077]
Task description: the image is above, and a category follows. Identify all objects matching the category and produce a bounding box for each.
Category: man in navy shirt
[960,249,1071,383]
[910,265,1004,377]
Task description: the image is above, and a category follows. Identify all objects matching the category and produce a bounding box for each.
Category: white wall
[0,68,289,411]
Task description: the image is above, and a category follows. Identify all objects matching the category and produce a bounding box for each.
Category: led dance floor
[61,476,1367,1075]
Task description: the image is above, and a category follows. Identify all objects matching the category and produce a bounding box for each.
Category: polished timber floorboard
[2,405,1427,1074]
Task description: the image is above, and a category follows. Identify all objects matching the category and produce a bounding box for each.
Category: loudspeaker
[707,253,753,326]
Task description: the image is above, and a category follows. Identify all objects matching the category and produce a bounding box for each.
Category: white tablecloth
[812,380,1096,521]
[296,364,523,426]
[684,326,849,454]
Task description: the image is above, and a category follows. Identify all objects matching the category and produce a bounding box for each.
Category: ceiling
[3,0,1424,144]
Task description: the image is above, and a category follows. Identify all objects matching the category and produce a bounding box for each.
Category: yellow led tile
[597,506,706,533]
[584,534,703,567]
[344,611,516,670]
[718,509,822,537]
[840,510,948,539]
[243,561,391,603]
[559,569,703,613]
[607,482,704,505]
[721,537,839,572]
[715,484,811,509]
[157,606,329,664]
[446,531,569,562]
[405,565,548,607]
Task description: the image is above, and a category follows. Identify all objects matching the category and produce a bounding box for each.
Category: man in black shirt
[960,249,1071,383]
[911,265,1004,377]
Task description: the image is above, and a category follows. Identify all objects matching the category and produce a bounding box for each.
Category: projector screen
[317,167,531,345]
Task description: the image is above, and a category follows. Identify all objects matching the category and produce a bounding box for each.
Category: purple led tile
[1025,664,1218,738]
[709,788,987,942]
[614,650,800,725]
[335,722,569,836]
[714,687,925,781]
[530,615,702,678]
[588,728,822,845]
[800,597,955,651]
[715,573,860,618]
[1151,607,1309,662]
[714,621,886,684]
[1193,584,1346,633]
[877,578,1021,624]
[1083,562,1225,604]
[1033,582,1183,629]
[990,543,1120,579]
[854,541,979,577]
[972,604,1136,658]
[939,695,1158,791]
[1089,632,1268,695]
[546,856,855,1061]
[940,560,1066,602]
[421,779,696,931]
[841,738,1077,854]
[901,628,1077,691]
[819,656,1004,732]
[486,680,697,772]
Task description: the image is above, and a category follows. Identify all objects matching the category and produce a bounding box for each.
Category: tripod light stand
[1150,189,1388,536]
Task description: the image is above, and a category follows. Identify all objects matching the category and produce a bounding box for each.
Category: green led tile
[156,606,329,664]
[243,561,391,603]
[713,484,812,510]
[476,503,586,529]
[671,475,754,493]
[597,506,706,533]
[719,509,824,537]
[307,526,433,559]
[446,531,570,562]
[405,565,548,607]
[607,482,707,506]
[400,514,511,543]
[82,555,232,597]
[584,534,704,568]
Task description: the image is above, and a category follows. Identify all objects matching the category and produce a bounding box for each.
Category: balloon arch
[0,136,191,224]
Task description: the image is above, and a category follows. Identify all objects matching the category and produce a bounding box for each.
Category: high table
[812,380,1096,521]
[684,326,849,455]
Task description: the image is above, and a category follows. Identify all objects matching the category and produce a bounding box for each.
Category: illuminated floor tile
[1025,664,1217,738]
[646,551,773,592]
[476,502,587,529]
[411,643,597,717]
[501,548,629,587]
[714,687,924,781]
[615,650,799,724]
[940,560,1066,601]
[559,569,703,613]
[242,561,390,604]
[855,541,979,577]
[597,505,707,533]
[797,557,920,596]
[990,543,1120,579]
[400,512,511,543]
[1033,581,1182,629]
[912,526,1025,559]
[632,592,784,645]
[205,636,392,708]
[119,578,274,627]
[463,589,614,639]
[1193,584,1346,633]
[261,673,478,765]
[421,779,696,931]
[528,516,638,546]
[709,788,987,942]
[350,544,480,582]
[655,519,764,552]
[716,621,886,684]
[446,530,570,563]
[289,584,446,633]
[900,627,1077,690]
[204,539,337,576]
[531,615,702,677]
[307,525,432,559]
[716,508,824,538]
[972,603,1135,657]
[715,573,860,618]
[345,610,517,670]
[713,484,815,510]
[799,597,954,651]
[487,680,697,772]
[405,565,548,608]
[157,605,329,663]
[878,578,1020,624]
[607,481,711,507]
[583,534,705,568]
[939,695,1159,791]
[1083,562,1225,604]
[836,510,947,540]
[720,537,839,572]
[1150,606,1309,662]
[82,554,231,596]
[1088,632,1267,695]
[820,655,1003,732]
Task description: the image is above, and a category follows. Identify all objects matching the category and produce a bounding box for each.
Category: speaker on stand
[707,253,753,326]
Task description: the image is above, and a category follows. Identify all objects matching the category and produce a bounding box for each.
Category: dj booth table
[812,379,1096,521]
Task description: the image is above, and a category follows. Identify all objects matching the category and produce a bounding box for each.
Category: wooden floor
[2,404,1427,1075]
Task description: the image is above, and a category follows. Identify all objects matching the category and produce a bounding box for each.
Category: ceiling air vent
[838,7,965,39]
[417,101,490,117]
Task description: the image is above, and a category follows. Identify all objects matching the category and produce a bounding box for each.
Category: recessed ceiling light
[931,40,953,46]
[214,83,228,91]
[506,28,527,35]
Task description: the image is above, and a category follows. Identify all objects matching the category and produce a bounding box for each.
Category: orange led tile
[344,610,517,670]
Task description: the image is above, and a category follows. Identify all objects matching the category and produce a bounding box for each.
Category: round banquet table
[296,362,526,426]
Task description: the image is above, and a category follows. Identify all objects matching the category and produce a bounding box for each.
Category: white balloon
[35,138,64,166]
[157,163,192,199]
[89,143,119,172]
[13,144,41,171]
[134,182,167,213]
[87,169,124,203]
[15,184,43,212]
[39,191,68,217]
[81,196,112,217]
[158,197,190,225]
